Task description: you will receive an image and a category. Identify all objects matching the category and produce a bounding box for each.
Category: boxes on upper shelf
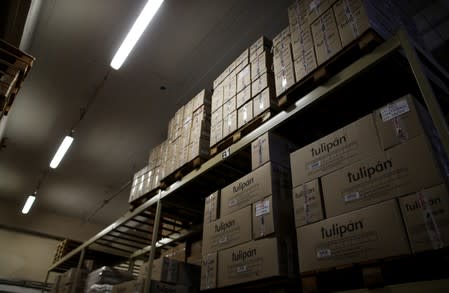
[253,87,275,118]
[311,8,342,65]
[236,85,251,109]
[212,86,224,112]
[306,0,332,24]
[272,27,296,97]
[249,36,272,62]
[322,135,444,217]
[252,72,274,98]
[236,64,251,94]
[222,111,237,138]
[237,100,254,129]
[297,199,410,273]
[251,51,272,81]
[399,184,449,253]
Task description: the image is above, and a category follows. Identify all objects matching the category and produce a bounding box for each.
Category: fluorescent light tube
[110,0,164,70]
[22,194,36,214]
[50,135,74,169]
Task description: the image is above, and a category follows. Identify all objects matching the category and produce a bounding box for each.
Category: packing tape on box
[258,138,263,166]
[256,199,270,237]
[343,0,360,39]
[417,190,444,249]
[309,0,322,16]
[257,92,264,112]
[303,184,312,224]
[392,116,408,142]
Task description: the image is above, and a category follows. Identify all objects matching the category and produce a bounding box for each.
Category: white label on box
[255,199,270,216]
[237,265,247,273]
[219,236,228,244]
[380,99,410,122]
[344,192,360,202]
[316,248,331,259]
[308,160,321,170]
[228,198,238,207]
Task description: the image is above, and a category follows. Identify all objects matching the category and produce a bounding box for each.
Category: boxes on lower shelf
[112,279,194,293]
[297,199,411,273]
[139,257,200,287]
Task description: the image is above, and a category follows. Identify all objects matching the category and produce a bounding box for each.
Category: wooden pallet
[159,156,207,190]
[278,29,384,109]
[210,110,272,157]
[300,250,449,293]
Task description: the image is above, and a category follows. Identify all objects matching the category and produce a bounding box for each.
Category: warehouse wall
[0,228,58,282]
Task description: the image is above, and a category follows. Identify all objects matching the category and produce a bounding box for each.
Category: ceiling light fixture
[110,0,164,70]
[50,134,74,169]
[22,192,36,214]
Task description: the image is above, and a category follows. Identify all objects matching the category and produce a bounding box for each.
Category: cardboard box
[292,40,317,81]
[211,107,222,128]
[251,72,274,98]
[210,122,223,147]
[212,86,224,112]
[223,96,236,118]
[306,0,332,24]
[297,199,411,272]
[273,26,291,46]
[204,191,219,225]
[202,206,252,253]
[293,179,324,227]
[222,111,237,138]
[189,240,202,259]
[322,135,444,217]
[253,87,275,118]
[59,268,88,286]
[236,64,251,94]
[200,253,217,290]
[252,196,274,239]
[193,89,211,111]
[236,84,251,109]
[290,114,381,187]
[113,280,143,293]
[288,1,309,30]
[399,184,449,253]
[274,62,296,97]
[237,100,254,129]
[251,50,272,81]
[217,237,284,287]
[251,132,292,170]
[223,75,237,102]
[221,162,291,216]
[311,8,342,65]
[138,258,179,283]
[250,36,271,62]
[163,243,187,262]
[273,40,293,74]
[373,94,433,150]
[291,26,315,58]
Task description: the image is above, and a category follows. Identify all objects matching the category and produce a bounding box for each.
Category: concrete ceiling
[0,0,448,231]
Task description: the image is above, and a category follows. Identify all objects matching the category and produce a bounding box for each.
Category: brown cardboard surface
[212,86,224,112]
[253,196,274,239]
[253,87,275,118]
[251,72,274,98]
[333,0,371,48]
[200,252,217,290]
[311,8,342,65]
[251,131,292,170]
[290,114,381,187]
[274,62,296,97]
[223,74,237,102]
[220,162,291,216]
[374,94,430,150]
[217,237,281,287]
[273,40,293,74]
[251,50,272,81]
[288,1,309,29]
[237,100,254,129]
[138,257,179,283]
[193,89,211,111]
[306,0,332,24]
[223,96,236,118]
[202,206,252,253]
[211,107,222,128]
[204,191,220,225]
[322,135,444,217]
[236,64,251,94]
[210,122,223,147]
[293,47,317,81]
[236,84,252,109]
[399,184,449,253]
[297,199,410,272]
[273,26,291,46]
[293,179,324,227]
[222,111,237,138]
[250,36,272,61]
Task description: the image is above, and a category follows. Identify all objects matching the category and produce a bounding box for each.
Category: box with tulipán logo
[290,114,381,188]
[297,199,410,273]
[321,135,445,217]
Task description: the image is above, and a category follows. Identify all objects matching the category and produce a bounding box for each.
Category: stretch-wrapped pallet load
[201,157,297,289]
[272,27,296,97]
[161,90,211,180]
[210,36,276,149]
[290,94,449,273]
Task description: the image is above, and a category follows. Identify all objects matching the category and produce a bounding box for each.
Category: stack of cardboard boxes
[163,90,211,179]
[273,0,419,98]
[290,94,449,273]
[201,132,297,289]
[210,36,276,148]
[50,268,88,293]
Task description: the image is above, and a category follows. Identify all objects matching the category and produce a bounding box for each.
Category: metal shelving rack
[43,30,449,292]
